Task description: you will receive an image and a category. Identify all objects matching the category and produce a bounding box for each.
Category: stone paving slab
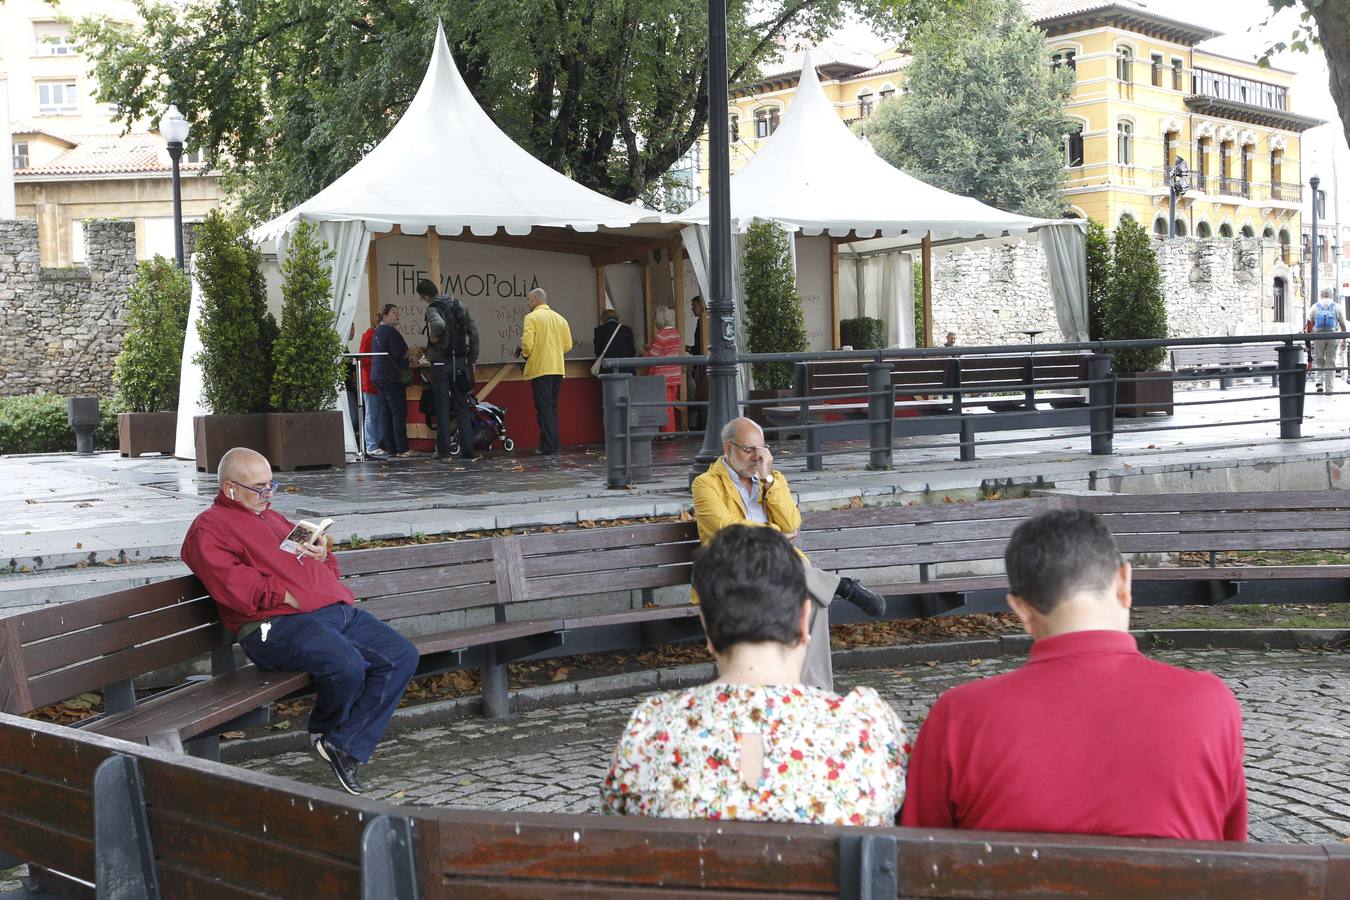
[237,648,1350,844]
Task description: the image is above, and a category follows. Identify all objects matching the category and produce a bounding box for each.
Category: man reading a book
[180,447,417,795]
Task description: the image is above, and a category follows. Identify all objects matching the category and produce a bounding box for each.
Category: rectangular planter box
[266,410,346,472]
[193,413,268,473]
[118,412,177,458]
[1115,370,1174,418]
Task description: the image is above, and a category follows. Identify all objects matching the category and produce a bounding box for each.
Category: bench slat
[21,596,221,678]
[336,538,494,576]
[358,583,500,620]
[525,565,693,601]
[12,574,208,643]
[522,542,697,579]
[345,560,498,601]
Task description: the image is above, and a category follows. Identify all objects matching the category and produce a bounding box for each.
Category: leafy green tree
[865,0,1072,217]
[1259,2,1350,152]
[113,256,191,412]
[72,0,951,218]
[1103,214,1168,373]
[271,222,347,412]
[194,209,276,414]
[741,219,808,390]
[1085,219,1110,342]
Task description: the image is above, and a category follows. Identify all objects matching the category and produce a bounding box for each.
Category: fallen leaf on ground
[221,731,245,740]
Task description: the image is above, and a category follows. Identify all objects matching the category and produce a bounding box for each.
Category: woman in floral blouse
[602,526,909,825]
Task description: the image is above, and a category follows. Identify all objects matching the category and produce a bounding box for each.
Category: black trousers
[531,374,562,453]
[429,362,477,457]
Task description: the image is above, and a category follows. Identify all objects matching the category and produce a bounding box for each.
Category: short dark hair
[692,525,807,653]
[380,303,398,318]
[415,278,438,298]
[1004,510,1124,614]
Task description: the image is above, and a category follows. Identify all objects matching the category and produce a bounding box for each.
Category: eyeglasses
[232,480,279,498]
[729,441,771,455]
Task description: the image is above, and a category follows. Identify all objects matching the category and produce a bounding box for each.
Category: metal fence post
[361,814,419,900]
[94,754,160,900]
[837,833,899,900]
[1088,353,1115,455]
[1277,342,1305,439]
[601,372,632,488]
[864,361,893,470]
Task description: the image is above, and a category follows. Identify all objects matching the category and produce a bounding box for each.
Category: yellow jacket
[691,458,803,546]
[521,303,573,379]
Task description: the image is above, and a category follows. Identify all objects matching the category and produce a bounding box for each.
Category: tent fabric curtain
[317,221,372,455]
[1040,223,1089,343]
[173,257,206,459]
[680,225,751,398]
[837,250,914,348]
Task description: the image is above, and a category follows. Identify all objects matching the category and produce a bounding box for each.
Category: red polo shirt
[901,630,1247,840]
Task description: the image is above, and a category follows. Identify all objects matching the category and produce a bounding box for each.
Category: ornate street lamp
[1167,156,1190,238]
[159,104,191,269]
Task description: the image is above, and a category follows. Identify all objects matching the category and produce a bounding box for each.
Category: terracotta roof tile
[14,131,208,177]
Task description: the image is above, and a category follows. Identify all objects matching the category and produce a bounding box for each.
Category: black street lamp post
[1310,174,1323,303]
[1167,156,1190,238]
[159,104,190,269]
[693,0,740,471]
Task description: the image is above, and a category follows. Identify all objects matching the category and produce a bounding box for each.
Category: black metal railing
[597,333,1335,487]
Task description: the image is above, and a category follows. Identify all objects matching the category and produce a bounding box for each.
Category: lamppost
[693,0,739,470]
[1167,155,1190,238]
[159,104,190,269]
[1310,174,1323,303]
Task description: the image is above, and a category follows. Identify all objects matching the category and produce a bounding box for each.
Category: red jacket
[358,328,378,394]
[181,493,354,635]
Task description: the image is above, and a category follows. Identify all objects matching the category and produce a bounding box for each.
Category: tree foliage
[865,0,1072,217]
[72,0,950,218]
[741,219,808,390]
[1102,215,1168,373]
[270,222,347,413]
[1085,219,1110,342]
[113,256,191,412]
[194,209,276,415]
[1258,1,1350,162]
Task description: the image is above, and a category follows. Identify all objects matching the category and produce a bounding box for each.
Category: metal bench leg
[103,678,136,715]
[184,734,220,761]
[481,644,509,719]
[838,833,898,900]
[957,417,975,461]
[806,425,823,472]
[362,814,419,900]
[94,754,161,900]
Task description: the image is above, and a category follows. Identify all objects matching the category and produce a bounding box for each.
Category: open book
[279,518,334,555]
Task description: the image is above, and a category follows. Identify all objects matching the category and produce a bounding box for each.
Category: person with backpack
[416,278,480,460]
[1305,286,1346,394]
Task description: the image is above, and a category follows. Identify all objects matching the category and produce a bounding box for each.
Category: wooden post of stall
[671,241,687,431]
[595,264,608,320]
[830,238,842,349]
[921,232,934,348]
[426,229,441,287]
[366,242,379,326]
[642,256,656,344]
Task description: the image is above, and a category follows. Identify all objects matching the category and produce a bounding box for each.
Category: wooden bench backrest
[3,712,1346,900]
[508,521,700,604]
[798,355,1086,401]
[0,575,220,715]
[339,536,500,622]
[959,354,1087,390]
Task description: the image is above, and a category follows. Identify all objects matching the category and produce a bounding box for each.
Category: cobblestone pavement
[238,647,1350,844]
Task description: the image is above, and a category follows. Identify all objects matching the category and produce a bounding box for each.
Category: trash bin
[603,374,668,486]
[67,396,100,456]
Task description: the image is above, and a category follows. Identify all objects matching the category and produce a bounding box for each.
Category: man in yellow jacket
[691,416,886,691]
[521,287,574,456]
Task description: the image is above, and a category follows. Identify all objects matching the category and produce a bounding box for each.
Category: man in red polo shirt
[901,509,1247,840]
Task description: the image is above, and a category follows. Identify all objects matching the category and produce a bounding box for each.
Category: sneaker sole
[312,735,331,763]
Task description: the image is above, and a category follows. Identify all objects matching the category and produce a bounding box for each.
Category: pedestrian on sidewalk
[642,306,683,433]
[521,286,573,456]
[180,447,418,795]
[371,304,411,457]
[1305,286,1346,395]
[417,279,481,460]
[358,314,387,455]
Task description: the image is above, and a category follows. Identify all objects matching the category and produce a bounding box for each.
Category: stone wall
[0,219,137,397]
[928,235,1282,347]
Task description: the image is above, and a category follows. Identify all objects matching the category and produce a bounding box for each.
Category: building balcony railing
[1191,67,1288,112]
[1217,177,1248,198]
[1134,168,1303,205]
[1271,182,1303,202]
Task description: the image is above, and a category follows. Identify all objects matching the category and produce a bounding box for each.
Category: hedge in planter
[840,316,885,350]
[742,219,808,390]
[0,395,123,455]
[267,221,346,470]
[112,256,190,456]
[1103,214,1172,416]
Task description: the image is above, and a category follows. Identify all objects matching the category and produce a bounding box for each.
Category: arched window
[728,113,739,143]
[1051,49,1077,73]
[879,84,895,102]
[1154,216,1169,235]
[1240,224,1255,238]
[1195,136,1210,192]
[1162,129,1176,171]
[1273,276,1287,322]
[1116,46,1133,82]
[1064,123,1084,168]
[1174,219,1188,237]
[1279,228,1291,263]
[857,89,874,118]
[1219,223,1234,238]
[1197,220,1213,238]
[754,106,780,139]
[1262,225,1276,240]
[1117,121,1134,166]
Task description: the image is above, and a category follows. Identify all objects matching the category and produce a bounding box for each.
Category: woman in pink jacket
[643,306,683,432]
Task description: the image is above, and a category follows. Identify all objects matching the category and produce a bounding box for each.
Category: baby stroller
[448,394,514,455]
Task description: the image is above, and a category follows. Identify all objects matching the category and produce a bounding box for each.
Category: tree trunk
[1312,2,1350,152]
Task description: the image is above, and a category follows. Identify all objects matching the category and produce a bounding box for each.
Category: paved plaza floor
[237,647,1350,845]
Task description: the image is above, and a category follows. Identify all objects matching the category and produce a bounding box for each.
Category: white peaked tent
[680,53,1087,352]
[176,22,677,458]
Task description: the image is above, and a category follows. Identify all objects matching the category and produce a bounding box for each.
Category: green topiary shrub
[113,256,191,412]
[194,209,276,415]
[1103,214,1168,373]
[741,219,808,390]
[0,395,123,455]
[840,316,885,350]
[1085,219,1110,342]
[270,221,346,412]
[913,260,926,347]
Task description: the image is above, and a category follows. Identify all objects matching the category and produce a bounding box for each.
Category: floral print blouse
[601,682,909,826]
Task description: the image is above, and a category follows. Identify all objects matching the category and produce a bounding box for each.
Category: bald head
[528,288,547,307]
[720,416,761,447]
[218,448,274,512]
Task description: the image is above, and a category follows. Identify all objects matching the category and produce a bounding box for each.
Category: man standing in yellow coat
[521,287,574,456]
[691,417,886,691]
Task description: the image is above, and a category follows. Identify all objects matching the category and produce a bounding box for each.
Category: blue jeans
[374,379,409,454]
[239,604,418,762]
[362,390,387,451]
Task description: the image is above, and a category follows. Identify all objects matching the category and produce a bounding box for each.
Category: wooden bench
[764,354,1096,468]
[2,712,1346,900]
[1171,343,1281,389]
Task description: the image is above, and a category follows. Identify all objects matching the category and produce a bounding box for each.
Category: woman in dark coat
[370,304,411,457]
[593,309,638,374]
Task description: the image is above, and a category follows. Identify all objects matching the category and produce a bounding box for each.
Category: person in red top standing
[358,315,388,456]
[643,306,684,433]
[180,447,417,795]
[901,509,1247,841]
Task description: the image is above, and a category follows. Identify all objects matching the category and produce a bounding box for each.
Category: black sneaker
[834,577,886,617]
[318,737,364,795]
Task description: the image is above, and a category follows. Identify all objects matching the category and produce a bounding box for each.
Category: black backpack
[432,296,473,392]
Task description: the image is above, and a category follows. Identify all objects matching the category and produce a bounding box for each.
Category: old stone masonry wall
[0,219,137,398]
[929,235,1270,347]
